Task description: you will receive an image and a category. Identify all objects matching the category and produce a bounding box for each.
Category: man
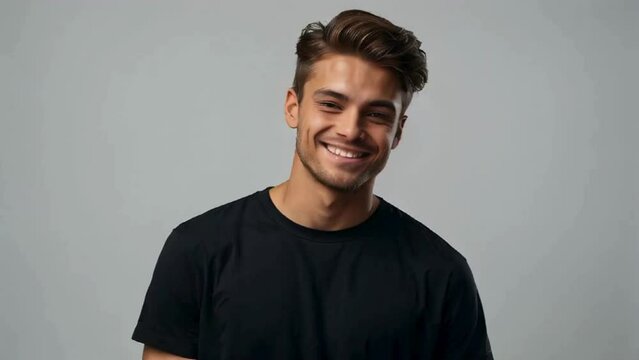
[133,9,493,360]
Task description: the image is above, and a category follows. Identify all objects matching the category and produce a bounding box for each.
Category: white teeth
[326,144,365,159]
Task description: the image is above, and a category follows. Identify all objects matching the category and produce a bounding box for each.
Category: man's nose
[335,109,364,141]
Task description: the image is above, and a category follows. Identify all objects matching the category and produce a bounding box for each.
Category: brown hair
[292,9,428,113]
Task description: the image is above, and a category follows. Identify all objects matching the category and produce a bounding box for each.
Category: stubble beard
[295,132,389,193]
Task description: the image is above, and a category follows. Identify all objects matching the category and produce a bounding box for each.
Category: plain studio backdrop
[1,0,637,359]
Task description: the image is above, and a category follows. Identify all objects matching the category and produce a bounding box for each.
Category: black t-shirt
[132,188,493,359]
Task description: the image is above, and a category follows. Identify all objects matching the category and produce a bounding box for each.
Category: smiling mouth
[323,143,370,159]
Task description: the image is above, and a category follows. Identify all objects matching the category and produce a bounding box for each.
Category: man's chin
[315,175,370,193]
[297,150,372,193]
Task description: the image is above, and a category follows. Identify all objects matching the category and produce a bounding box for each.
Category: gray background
[1,0,637,359]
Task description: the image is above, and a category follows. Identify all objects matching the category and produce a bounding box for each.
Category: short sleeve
[132,227,207,358]
[435,260,494,359]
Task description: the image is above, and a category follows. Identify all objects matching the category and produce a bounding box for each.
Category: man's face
[285,53,407,193]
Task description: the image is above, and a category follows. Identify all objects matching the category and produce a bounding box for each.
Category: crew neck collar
[256,186,390,243]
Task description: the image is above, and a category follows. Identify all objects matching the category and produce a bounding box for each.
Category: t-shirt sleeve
[132,226,207,358]
[435,259,494,359]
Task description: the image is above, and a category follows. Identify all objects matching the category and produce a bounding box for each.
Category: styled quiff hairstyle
[292,9,428,113]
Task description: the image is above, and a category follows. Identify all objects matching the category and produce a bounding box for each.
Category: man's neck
[269,166,379,231]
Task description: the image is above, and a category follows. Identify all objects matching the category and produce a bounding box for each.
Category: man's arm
[436,259,493,359]
[142,345,193,360]
[132,227,206,359]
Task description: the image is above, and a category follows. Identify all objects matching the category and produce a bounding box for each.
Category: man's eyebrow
[313,89,349,102]
[313,88,397,113]
[367,100,397,113]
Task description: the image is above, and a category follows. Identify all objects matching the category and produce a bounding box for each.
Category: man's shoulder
[171,189,266,240]
[382,199,468,268]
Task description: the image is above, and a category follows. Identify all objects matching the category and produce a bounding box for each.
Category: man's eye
[367,112,391,121]
[319,102,341,109]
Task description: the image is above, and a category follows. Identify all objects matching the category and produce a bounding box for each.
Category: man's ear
[285,88,300,128]
[391,115,408,149]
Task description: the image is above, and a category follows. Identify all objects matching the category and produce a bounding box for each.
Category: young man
[133,9,493,360]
